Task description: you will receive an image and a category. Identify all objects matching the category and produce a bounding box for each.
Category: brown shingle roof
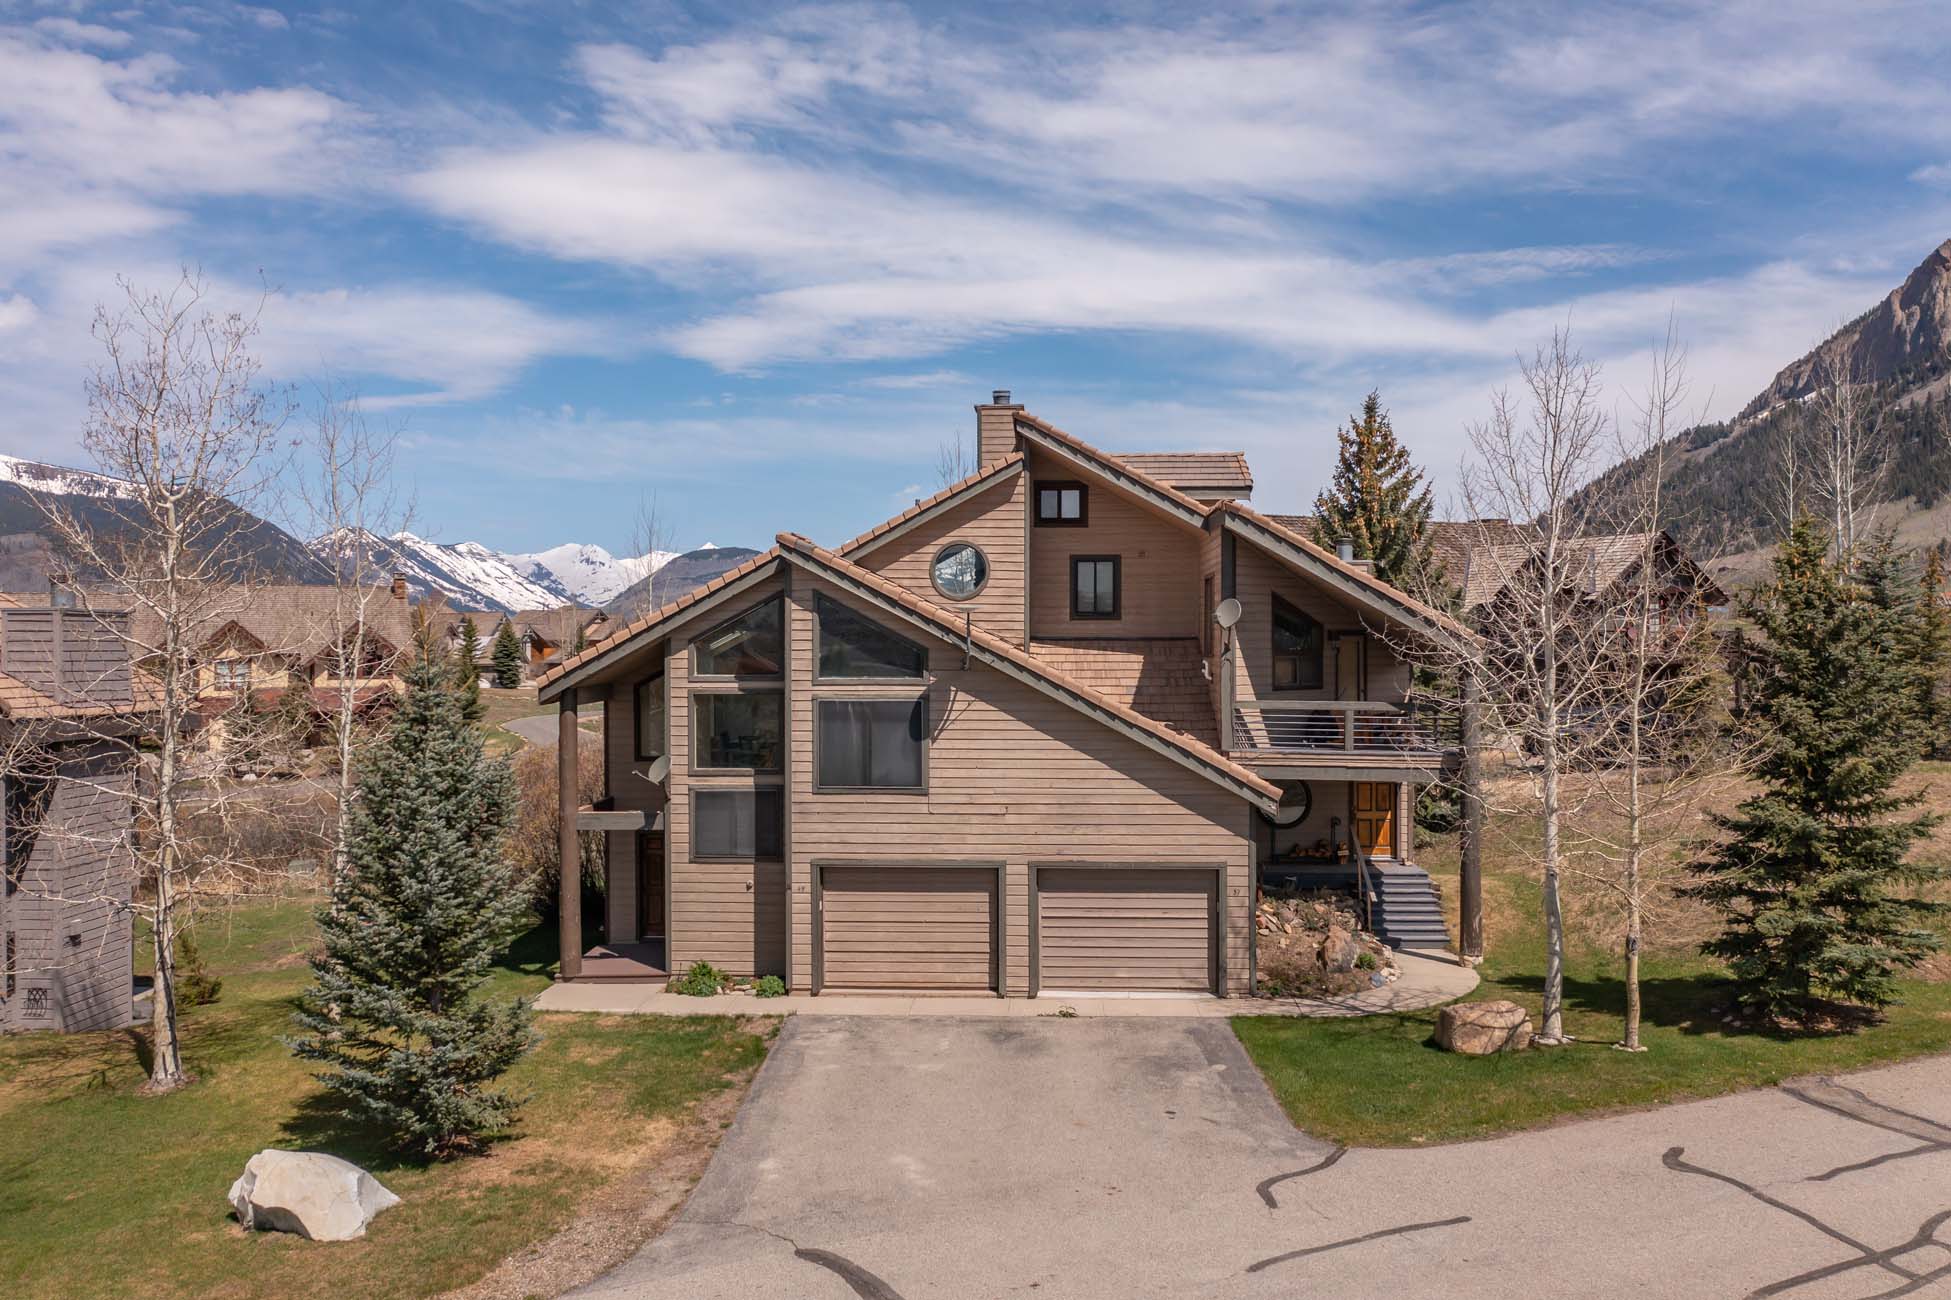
[1026,638,1217,747]
[837,454,1024,555]
[1112,452,1253,497]
[128,583,416,664]
[1011,412,1213,521]
[776,532,1277,805]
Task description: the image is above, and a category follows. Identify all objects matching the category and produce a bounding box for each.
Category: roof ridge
[835,452,1024,556]
[1216,501,1470,639]
[775,532,1276,803]
[1009,411,1216,519]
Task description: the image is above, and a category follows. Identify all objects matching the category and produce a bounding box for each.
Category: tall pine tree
[455,615,485,723]
[1685,521,1945,1024]
[491,620,523,689]
[291,653,533,1156]
[1312,391,1440,593]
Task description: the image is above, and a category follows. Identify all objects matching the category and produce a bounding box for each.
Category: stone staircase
[1367,862,1453,951]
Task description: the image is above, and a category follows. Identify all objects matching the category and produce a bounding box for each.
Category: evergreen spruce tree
[1684,520,1946,1024]
[491,621,523,689]
[455,615,485,723]
[1312,391,1440,593]
[1914,550,1951,760]
[291,654,533,1156]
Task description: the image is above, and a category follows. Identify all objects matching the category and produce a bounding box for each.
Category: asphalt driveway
[574,1018,1951,1299]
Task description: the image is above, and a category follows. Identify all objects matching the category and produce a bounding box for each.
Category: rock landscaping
[1254,894,1400,997]
[1436,999,1534,1055]
[228,1150,400,1241]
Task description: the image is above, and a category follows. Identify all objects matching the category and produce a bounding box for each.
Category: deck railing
[1229,699,1450,757]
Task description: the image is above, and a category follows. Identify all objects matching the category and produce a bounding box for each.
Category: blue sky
[2,1,1949,555]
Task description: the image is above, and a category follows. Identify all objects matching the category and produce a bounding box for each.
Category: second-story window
[1036,481,1087,526]
[213,658,250,691]
[693,598,784,677]
[1071,556,1120,619]
[693,692,784,772]
[635,672,665,761]
[1272,596,1324,690]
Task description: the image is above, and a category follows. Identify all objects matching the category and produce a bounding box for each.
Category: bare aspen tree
[294,385,408,884]
[1805,348,1886,558]
[1577,328,1744,1051]
[936,434,975,488]
[1401,329,1614,1044]
[34,273,288,1092]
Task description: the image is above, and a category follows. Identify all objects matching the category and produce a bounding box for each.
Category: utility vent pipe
[1335,537,1355,564]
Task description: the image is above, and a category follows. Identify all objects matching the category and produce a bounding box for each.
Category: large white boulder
[228,1150,401,1241]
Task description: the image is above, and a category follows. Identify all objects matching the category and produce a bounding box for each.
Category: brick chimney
[975,389,1023,467]
[390,573,408,601]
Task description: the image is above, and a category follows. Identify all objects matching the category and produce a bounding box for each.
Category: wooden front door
[637,831,666,938]
[1352,782,1397,859]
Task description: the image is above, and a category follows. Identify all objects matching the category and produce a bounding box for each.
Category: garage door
[820,866,997,992]
[1036,868,1215,993]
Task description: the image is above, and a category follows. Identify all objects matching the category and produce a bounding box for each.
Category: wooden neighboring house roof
[1453,529,1727,612]
[1112,452,1253,499]
[129,583,416,667]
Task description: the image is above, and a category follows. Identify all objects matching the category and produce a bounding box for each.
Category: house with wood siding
[537,395,1466,997]
[0,601,152,1032]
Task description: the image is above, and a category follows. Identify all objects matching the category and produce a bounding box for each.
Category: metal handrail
[1230,698,1444,755]
[1345,822,1374,933]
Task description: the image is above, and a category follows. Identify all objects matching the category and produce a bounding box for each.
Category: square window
[692,788,782,860]
[1070,556,1120,619]
[1272,596,1324,690]
[815,697,927,789]
[1035,482,1087,526]
[693,692,784,771]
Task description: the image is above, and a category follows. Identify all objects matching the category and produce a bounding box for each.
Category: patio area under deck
[575,939,668,982]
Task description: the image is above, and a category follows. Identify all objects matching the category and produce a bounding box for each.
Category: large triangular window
[815,595,926,680]
[693,598,784,677]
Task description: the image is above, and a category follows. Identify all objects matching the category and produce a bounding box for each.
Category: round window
[930,542,989,601]
[1260,781,1312,828]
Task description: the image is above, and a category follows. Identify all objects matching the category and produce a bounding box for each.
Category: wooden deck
[571,939,668,983]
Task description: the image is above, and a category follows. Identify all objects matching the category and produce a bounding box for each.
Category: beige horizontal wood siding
[857,472,1026,644]
[1037,868,1213,992]
[787,574,1253,995]
[1231,541,1374,705]
[819,865,996,991]
[663,575,789,979]
[1026,449,1203,640]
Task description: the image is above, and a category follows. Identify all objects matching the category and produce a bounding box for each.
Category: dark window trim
[812,593,929,684]
[1034,480,1089,527]
[811,693,931,794]
[1069,554,1122,620]
[633,670,667,762]
[689,785,785,862]
[689,686,786,774]
[1271,594,1325,691]
[928,541,991,603]
[689,595,786,682]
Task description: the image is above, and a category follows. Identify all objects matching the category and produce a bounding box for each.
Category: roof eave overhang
[1220,511,1472,645]
[538,556,784,703]
[842,458,1026,559]
[1014,422,1210,531]
[789,545,1277,813]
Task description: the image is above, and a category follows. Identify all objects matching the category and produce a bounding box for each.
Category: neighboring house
[131,579,416,746]
[0,600,152,1032]
[436,607,608,683]
[1430,522,1728,617]
[537,393,1466,996]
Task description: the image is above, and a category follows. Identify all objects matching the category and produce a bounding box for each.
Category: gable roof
[1011,412,1212,527]
[128,583,415,665]
[838,454,1024,557]
[1458,529,1727,611]
[1113,452,1253,498]
[776,533,1277,810]
[1214,503,1471,641]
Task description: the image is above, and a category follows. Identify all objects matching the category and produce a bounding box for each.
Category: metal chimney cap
[991,388,1012,405]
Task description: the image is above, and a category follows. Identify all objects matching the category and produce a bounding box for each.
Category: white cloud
[31,17,134,49]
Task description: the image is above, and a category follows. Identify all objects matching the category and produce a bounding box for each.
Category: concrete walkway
[534,948,1478,1018]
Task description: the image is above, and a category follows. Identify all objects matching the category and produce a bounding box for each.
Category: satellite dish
[644,755,671,785]
[1213,597,1242,630]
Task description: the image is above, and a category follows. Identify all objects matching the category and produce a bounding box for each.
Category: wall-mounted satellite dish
[1213,597,1242,630]
[644,755,671,785]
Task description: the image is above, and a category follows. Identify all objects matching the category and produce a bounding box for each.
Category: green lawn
[1234,823,1951,1147]
[0,895,773,1300]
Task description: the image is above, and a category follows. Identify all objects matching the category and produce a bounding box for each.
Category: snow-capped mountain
[500,542,693,606]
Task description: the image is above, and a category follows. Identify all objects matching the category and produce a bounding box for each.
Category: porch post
[1457,664,1485,963]
[557,687,582,981]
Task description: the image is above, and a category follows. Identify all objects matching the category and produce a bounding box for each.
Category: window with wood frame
[1035,481,1087,526]
[1070,555,1121,619]
[814,595,926,680]
[814,697,928,790]
[691,788,783,860]
[634,672,666,761]
[212,658,250,691]
[692,691,784,772]
[692,597,784,677]
[1272,595,1324,690]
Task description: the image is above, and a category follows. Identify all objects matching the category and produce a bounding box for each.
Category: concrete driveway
[574,1018,1951,1299]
